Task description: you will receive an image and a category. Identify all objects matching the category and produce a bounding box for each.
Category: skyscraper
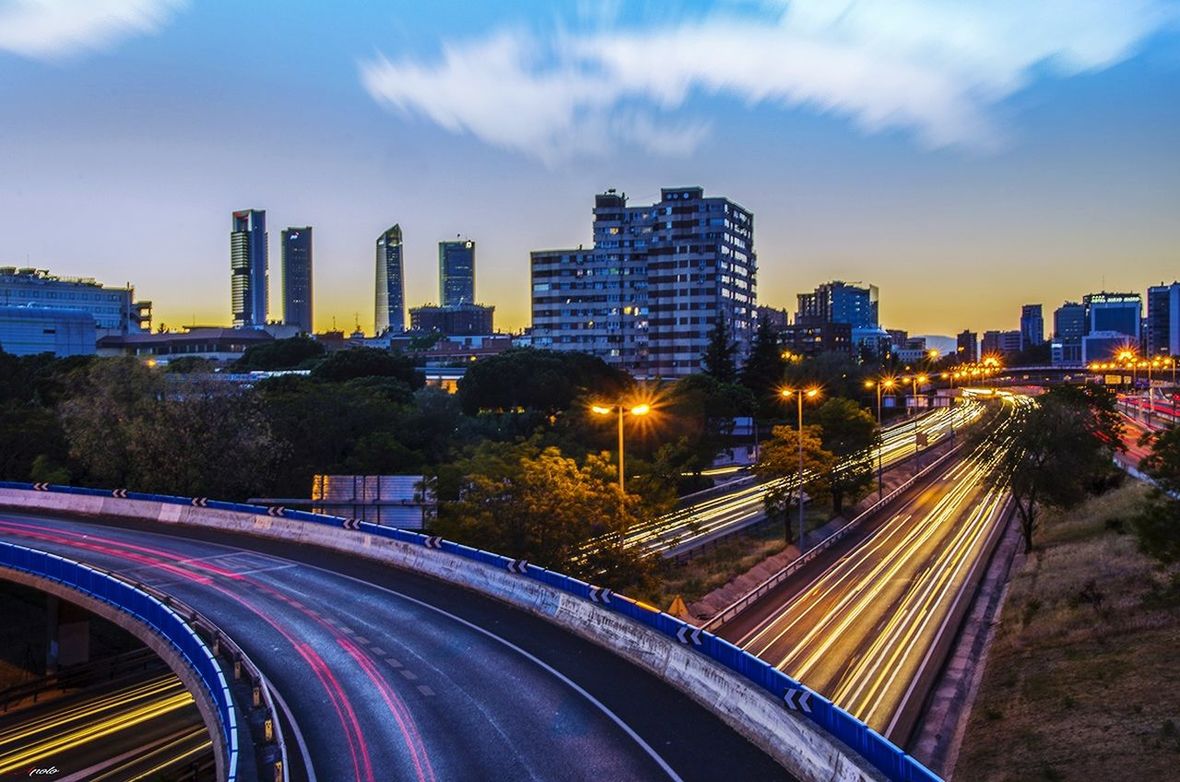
[375,224,405,335]
[282,226,313,333]
[1052,301,1085,365]
[530,187,756,377]
[439,239,475,306]
[1147,282,1180,357]
[1020,304,1044,347]
[231,209,268,328]
[956,330,978,363]
[796,281,879,329]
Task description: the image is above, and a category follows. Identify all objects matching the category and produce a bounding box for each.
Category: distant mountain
[916,335,957,357]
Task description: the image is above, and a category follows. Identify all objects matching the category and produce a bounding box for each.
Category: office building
[282,227,313,333]
[1020,304,1044,347]
[231,209,268,328]
[886,329,909,349]
[1052,301,1085,365]
[0,266,150,335]
[375,224,406,335]
[1083,292,1141,339]
[531,187,756,377]
[409,303,495,336]
[0,306,95,356]
[982,329,1022,357]
[796,281,878,330]
[956,330,978,363]
[780,321,852,358]
[98,326,276,362]
[1147,282,1180,357]
[439,239,475,306]
[755,305,789,332]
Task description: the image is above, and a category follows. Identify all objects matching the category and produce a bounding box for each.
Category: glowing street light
[591,400,651,493]
[780,386,821,548]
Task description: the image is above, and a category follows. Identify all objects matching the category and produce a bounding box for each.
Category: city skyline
[0,2,1178,336]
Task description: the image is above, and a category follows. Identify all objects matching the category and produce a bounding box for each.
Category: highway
[719,396,1027,740]
[0,513,792,782]
[631,402,985,557]
[0,671,210,780]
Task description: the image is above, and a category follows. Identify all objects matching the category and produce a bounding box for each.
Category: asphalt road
[719,398,1025,739]
[0,513,792,782]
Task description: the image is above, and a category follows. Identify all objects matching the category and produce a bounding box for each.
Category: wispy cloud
[0,0,185,60]
[361,0,1179,163]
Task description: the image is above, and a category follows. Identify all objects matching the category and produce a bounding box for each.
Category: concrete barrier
[0,485,941,782]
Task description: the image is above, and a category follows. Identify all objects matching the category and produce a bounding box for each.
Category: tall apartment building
[1146,282,1180,357]
[956,330,978,363]
[531,187,756,377]
[281,227,313,333]
[439,239,475,306]
[1052,301,1085,365]
[796,281,879,329]
[1020,304,1044,347]
[231,209,268,328]
[0,266,150,335]
[375,224,406,335]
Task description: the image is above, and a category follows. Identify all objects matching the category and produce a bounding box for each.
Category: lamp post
[591,401,650,493]
[865,377,895,498]
[780,386,820,549]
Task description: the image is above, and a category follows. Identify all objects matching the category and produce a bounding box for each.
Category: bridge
[0,482,943,782]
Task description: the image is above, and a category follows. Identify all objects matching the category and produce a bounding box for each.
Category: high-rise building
[1083,292,1141,338]
[1020,304,1044,347]
[982,329,1022,356]
[439,239,475,306]
[1146,282,1180,357]
[0,266,150,335]
[796,281,879,329]
[231,209,268,328]
[956,330,978,363]
[375,224,406,335]
[531,187,756,377]
[281,227,313,333]
[1052,301,1085,365]
[409,303,494,336]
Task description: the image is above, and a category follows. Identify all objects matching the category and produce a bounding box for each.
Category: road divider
[0,482,941,782]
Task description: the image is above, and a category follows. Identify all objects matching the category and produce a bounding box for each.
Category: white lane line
[263,671,317,782]
[417,685,435,697]
[385,657,403,668]
[400,669,419,681]
[304,564,685,782]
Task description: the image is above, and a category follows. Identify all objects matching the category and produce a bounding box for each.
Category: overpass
[0,483,942,782]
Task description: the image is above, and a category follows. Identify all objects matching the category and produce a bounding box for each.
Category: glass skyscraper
[375,224,405,335]
[231,209,268,328]
[439,239,475,306]
[282,226,313,333]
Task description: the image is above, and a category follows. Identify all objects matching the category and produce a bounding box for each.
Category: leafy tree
[1133,425,1180,564]
[740,317,787,417]
[702,318,738,383]
[988,385,1123,553]
[310,347,424,388]
[0,403,70,482]
[1138,425,1180,495]
[165,356,216,374]
[661,374,754,476]
[754,424,835,543]
[456,348,630,416]
[815,397,879,514]
[233,335,325,372]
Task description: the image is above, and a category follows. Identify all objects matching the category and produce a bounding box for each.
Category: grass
[955,481,1180,781]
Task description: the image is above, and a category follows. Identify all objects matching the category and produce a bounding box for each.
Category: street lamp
[780,386,820,549]
[591,401,650,493]
[865,377,895,497]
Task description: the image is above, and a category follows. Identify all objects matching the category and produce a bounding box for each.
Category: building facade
[1146,282,1180,357]
[1083,292,1141,340]
[375,224,406,335]
[796,281,879,330]
[0,306,96,356]
[439,240,475,306]
[531,187,756,377]
[781,321,852,358]
[0,266,149,335]
[231,209,268,328]
[409,303,494,336]
[1053,301,1085,365]
[956,330,978,363]
[282,226,313,333]
[1020,304,1044,347]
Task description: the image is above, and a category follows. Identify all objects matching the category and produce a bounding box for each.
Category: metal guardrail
[0,481,941,782]
[701,442,966,632]
[0,540,241,782]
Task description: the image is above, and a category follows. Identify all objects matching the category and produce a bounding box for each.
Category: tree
[233,335,325,372]
[702,318,738,383]
[988,385,1123,553]
[815,397,879,515]
[456,348,630,416]
[661,373,754,476]
[754,424,835,543]
[740,317,787,417]
[1133,426,1180,564]
[311,347,424,387]
[1138,425,1180,495]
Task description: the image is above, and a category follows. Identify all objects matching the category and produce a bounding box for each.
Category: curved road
[0,512,791,782]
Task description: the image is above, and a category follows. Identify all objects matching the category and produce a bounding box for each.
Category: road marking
[355,635,369,644]
[400,669,419,681]
[385,657,403,668]
[263,671,317,782]
[371,647,386,656]
[417,685,435,697]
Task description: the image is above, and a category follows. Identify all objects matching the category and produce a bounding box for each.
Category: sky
[1,0,1178,338]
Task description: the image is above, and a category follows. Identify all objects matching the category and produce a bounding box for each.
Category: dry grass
[955,481,1180,781]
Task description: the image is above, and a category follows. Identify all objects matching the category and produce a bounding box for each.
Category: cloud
[361,0,1179,162]
[0,0,185,59]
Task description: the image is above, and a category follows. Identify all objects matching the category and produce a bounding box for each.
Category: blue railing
[0,481,939,782]
[0,536,239,781]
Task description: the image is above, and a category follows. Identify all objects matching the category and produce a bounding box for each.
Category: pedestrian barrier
[0,538,240,782]
[0,481,941,782]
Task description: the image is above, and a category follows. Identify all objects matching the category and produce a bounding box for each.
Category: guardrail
[0,481,940,782]
[0,539,240,782]
[702,442,965,632]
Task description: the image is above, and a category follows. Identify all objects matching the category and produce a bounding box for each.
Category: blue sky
[1,0,1178,336]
